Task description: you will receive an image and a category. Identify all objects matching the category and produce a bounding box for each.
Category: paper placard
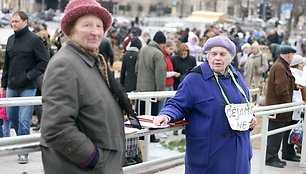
[225,103,253,131]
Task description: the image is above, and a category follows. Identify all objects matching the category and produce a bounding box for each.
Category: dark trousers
[266,120,297,162]
[136,100,159,116]
[136,100,160,141]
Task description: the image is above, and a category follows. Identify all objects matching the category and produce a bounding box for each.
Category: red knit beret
[61,0,112,35]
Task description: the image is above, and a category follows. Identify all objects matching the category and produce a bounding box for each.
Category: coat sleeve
[159,77,194,121]
[154,51,166,91]
[1,36,13,89]
[120,57,126,85]
[274,66,292,103]
[106,39,114,66]
[1,48,9,89]
[27,37,50,80]
[41,58,95,165]
[258,55,269,74]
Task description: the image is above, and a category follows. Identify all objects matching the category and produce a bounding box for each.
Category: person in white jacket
[290,54,305,121]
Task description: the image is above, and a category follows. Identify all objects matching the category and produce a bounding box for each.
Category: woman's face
[243,47,250,54]
[179,50,188,59]
[191,37,197,44]
[251,46,259,54]
[207,47,232,74]
[70,15,104,52]
[166,46,176,55]
[298,62,305,71]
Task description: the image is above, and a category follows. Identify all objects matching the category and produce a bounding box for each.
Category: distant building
[2,0,262,22]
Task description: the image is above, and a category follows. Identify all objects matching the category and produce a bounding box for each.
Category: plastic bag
[288,120,303,146]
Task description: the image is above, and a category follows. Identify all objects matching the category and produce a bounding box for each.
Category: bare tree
[270,0,305,35]
[292,0,306,28]
[284,0,306,34]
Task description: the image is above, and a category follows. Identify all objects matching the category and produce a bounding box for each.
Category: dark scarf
[67,40,137,120]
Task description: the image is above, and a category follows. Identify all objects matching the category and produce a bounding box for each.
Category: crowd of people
[108,5,306,173]
[0,0,305,173]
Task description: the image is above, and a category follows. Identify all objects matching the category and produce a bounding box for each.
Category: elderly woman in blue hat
[154,35,257,174]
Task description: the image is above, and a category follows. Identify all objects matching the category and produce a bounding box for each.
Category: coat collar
[65,41,96,67]
[14,26,29,37]
[148,40,163,52]
[278,57,291,71]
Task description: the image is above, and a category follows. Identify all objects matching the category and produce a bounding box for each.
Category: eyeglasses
[127,115,142,129]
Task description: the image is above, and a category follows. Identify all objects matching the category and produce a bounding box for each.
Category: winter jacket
[186,33,201,60]
[266,57,295,122]
[99,37,114,66]
[1,26,49,89]
[171,54,197,90]
[243,51,268,88]
[136,40,166,92]
[160,61,252,174]
[120,47,139,92]
[40,42,125,174]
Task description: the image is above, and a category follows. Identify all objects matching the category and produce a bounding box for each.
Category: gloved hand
[107,69,141,128]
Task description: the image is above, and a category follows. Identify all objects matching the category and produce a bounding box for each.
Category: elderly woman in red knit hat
[40,0,139,173]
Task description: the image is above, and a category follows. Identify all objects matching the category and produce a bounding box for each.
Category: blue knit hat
[202,36,236,56]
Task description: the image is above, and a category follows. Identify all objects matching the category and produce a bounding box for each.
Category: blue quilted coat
[160,61,253,174]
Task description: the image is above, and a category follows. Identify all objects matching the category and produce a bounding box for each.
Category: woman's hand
[175,72,181,78]
[249,116,257,129]
[153,115,170,126]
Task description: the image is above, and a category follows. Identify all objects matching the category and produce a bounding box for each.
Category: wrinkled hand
[153,115,170,126]
[249,116,257,129]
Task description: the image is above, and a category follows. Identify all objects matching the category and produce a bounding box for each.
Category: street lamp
[58,0,62,11]
[42,0,45,12]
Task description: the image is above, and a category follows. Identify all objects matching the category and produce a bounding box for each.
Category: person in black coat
[120,37,142,92]
[171,43,197,90]
[1,11,49,164]
[99,37,114,67]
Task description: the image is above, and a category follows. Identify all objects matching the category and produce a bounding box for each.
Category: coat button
[67,147,72,152]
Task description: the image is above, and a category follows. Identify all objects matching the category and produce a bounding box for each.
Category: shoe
[173,131,178,136]
[133,156,142,163]
[265,160,285,168]
[282,156,300,162]
[276,158,287,165]
[18,155,28,164]
[181,129,186,134]
[150,135,160,143]
[296,146,302,154]
[150,138,160,143]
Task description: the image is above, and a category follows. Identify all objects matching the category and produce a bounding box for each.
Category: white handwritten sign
[225,103,254,131]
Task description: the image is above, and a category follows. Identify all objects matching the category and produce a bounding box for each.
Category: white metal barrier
[1,89,306,174]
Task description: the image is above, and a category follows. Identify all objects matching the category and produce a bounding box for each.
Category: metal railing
[2,88,306,174]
